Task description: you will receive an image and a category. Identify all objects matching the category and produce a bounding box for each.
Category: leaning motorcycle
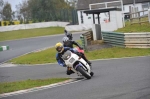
[62,50,94,79]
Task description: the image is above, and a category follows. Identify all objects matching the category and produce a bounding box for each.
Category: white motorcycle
[62,50,94,79]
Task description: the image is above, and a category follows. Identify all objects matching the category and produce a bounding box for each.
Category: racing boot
[81,54,92,66]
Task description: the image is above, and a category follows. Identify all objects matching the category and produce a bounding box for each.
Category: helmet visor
[56,46,63,52]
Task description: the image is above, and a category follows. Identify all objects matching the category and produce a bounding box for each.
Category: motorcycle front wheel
[76,66,91,79]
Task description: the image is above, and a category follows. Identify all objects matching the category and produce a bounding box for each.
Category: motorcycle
[62,50,94,79]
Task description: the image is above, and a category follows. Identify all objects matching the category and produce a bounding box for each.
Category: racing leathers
[63,40,91,65]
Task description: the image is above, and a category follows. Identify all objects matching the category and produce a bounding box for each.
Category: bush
[25,20,29,24]
[4,22,7,26]
[20,19,24,24]
[9,21,14,25]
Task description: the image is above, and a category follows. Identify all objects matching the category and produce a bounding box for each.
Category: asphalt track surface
[0,32,83,63]
[1,56,150,99]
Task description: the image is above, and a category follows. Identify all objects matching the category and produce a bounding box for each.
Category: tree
[66,0,78,9]
[28,0,71,21]
[2,2,12,21]
[16,0,72,22]
[0,0,4,20]
[16,0,31,23]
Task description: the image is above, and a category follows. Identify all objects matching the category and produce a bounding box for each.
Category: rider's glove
[63,64,67,67]
[76,52,82,57]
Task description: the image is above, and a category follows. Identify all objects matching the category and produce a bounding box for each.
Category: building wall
[124,3,142,13]
[77,10,108,25]
[66,10,123,32]
[77,2,150,25]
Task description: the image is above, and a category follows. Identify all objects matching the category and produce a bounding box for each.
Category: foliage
[20,18,24,24]
[8,21,14,25]
[16,0,31,23]
[15,0,73,22]
[3,21,6,26]
[2,2,12,21]
[0,0,4,18]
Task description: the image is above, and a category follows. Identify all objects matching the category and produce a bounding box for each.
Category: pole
[133,0,135,7]
[120,0,125,27]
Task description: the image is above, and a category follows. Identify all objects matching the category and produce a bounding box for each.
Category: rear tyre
[76,66,91,79]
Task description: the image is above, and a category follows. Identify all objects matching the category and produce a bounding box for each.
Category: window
[142,3,149,9]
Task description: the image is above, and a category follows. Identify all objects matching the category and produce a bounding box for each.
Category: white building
[76,0,150,25]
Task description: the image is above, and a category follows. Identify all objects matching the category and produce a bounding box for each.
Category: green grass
[0,27,65,41]
[85,47,150,59]
[10,47,56,64]
[0,78,69,94]
[10,41,82,64]
[115,18,150,33]
[9,47,150,64]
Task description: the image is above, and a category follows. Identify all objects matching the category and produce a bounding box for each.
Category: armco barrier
[102,31,125,47]
[124,33,150,48]
[102,31,150,48]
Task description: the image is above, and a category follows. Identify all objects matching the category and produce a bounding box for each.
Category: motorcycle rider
[64,30,73,40]
[62,36,91,65]
[55,42,90,75]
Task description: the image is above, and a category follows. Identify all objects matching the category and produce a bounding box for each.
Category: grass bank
[0,78,69,94]
[115,18,150,32]
[0,27,65,41]
[9,47,150,64]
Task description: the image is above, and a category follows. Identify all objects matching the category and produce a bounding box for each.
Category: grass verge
[9,47,150,64]
[115,18,150,32]
[0,27,65,41]
[0,78,69,94]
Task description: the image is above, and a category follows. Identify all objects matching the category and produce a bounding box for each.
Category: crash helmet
[55,42,64,53]
[62,37,69,43]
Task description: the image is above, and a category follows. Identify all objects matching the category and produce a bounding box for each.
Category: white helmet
[62,37,69,42]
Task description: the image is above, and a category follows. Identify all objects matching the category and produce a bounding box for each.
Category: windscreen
[62,50,71,60]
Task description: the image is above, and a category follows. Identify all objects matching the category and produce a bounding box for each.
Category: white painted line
[0,79,84,98]
[0,63,18,67]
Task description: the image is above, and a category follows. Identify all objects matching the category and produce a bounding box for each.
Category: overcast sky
[4,0,23,11]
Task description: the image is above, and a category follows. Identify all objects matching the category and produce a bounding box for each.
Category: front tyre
[76,66,91,79]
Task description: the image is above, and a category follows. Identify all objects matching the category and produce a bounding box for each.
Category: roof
[84,7,121,14]
[77,0,150,10]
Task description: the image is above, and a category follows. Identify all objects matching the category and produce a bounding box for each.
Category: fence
[130,9,149,25]
[80,31,93,50]
[89,0,123,10]
[102,31,150,48]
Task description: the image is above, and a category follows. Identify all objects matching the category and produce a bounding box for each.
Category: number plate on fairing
[69,58,75,63]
